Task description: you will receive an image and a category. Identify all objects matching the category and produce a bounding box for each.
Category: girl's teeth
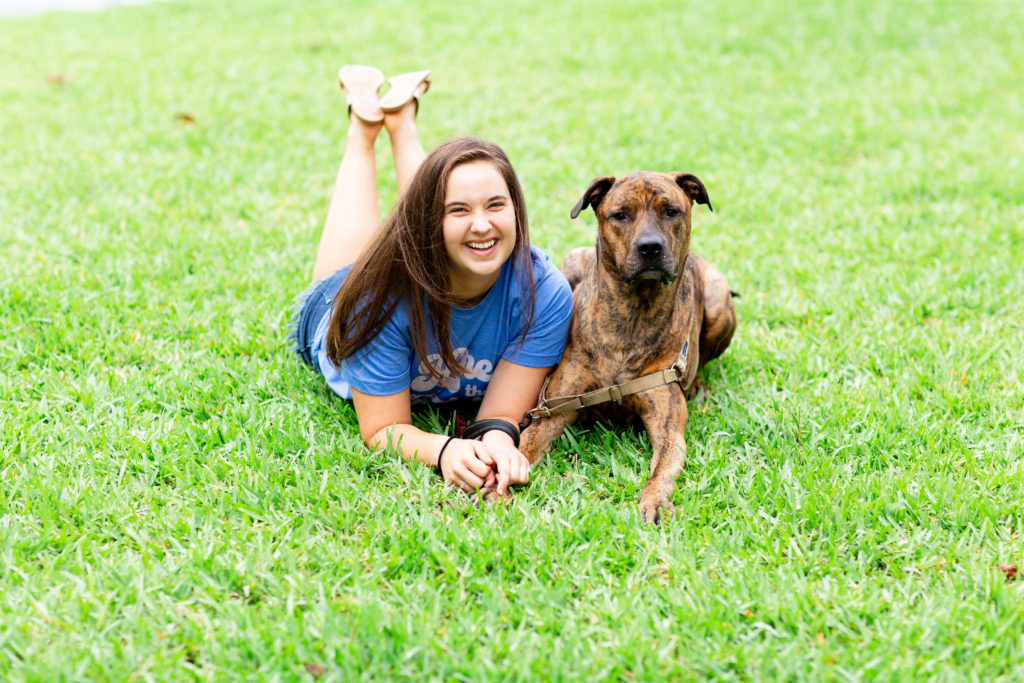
[468,239,496,249]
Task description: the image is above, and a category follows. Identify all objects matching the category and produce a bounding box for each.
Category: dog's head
[571,172,712,286]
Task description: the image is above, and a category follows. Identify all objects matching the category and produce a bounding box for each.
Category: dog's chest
[571,275,696,379]
[577,312,690,383]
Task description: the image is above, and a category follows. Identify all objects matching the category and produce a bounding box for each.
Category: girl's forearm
[368,423,448,469]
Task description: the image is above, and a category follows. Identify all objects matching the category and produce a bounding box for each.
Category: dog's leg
[630,387,689,524]
[694,256,737,368]
[520,411,575,465]
[519,358,595,463]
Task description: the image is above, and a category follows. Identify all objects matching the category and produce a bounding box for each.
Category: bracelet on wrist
[461,418,520,448]
[436,436,456,477]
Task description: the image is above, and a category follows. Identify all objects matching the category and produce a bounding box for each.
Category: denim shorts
[290,267,347,371]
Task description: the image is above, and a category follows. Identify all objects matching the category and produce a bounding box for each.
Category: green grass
[2,0,1023,679]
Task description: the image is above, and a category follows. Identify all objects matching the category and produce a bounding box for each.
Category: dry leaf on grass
[303,662,326,677]
[997,564,1018,582]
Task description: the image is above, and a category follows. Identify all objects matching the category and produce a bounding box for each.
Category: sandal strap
[379,70,431,112]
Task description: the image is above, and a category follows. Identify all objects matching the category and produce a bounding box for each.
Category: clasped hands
[438,430,530,496]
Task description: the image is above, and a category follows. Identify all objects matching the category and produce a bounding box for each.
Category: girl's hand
[480,430,531,495]
[439,438,499,491]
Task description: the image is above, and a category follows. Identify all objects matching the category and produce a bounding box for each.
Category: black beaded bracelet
[436,436,456,476]
[461,418,520,447]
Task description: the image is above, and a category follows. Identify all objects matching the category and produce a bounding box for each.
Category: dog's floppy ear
[673,173,714,212]
[570,176,616,219]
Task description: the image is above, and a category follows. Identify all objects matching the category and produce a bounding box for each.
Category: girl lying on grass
[292,65,572,497]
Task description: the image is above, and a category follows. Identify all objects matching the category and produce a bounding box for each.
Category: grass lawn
[2,0,1023,678]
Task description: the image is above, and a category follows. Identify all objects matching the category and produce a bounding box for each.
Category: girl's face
[442,160,517,301]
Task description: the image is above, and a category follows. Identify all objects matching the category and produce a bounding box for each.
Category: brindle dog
[520,172,737,524]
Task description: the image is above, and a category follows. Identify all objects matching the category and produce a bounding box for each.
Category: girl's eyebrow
[444,194,508,207]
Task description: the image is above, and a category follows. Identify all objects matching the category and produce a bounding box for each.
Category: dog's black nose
[637,237,665,258]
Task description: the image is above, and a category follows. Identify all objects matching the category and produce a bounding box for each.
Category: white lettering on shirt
[410,347,494,399]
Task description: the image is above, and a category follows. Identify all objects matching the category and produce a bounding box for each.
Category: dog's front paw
[638,497,676,525]
[480,487,513,506]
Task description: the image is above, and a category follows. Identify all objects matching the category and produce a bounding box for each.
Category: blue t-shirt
[311,246,572,404]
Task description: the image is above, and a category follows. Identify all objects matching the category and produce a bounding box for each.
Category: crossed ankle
[347,120,381,146]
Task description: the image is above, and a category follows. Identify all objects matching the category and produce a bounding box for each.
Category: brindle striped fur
[521,172,737,524]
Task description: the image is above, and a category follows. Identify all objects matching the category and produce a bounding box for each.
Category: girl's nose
[470,211,490,232]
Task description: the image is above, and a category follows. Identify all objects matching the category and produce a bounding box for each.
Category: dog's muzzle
[623,236,676,285]
[623,267,676,285]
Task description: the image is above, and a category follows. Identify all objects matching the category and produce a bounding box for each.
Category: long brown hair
[325,136,535,381]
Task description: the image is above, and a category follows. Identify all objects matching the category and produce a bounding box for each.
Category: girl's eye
[489,202,505,210]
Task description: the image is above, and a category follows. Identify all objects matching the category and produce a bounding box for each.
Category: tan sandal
[338,65,385,123]
[379,70,432,113]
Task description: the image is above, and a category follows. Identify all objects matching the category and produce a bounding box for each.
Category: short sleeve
[315,303,413,398]
[339,313,415,395]
[501,257,572,367]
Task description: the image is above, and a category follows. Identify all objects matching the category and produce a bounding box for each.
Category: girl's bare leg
[311,116,383,281]
[384,101,427,193]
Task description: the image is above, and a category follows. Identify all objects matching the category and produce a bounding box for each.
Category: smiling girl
[292,66,572,495]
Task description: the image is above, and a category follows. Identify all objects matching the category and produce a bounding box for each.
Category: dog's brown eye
[666,208,681,218]
[610,211,628,221]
